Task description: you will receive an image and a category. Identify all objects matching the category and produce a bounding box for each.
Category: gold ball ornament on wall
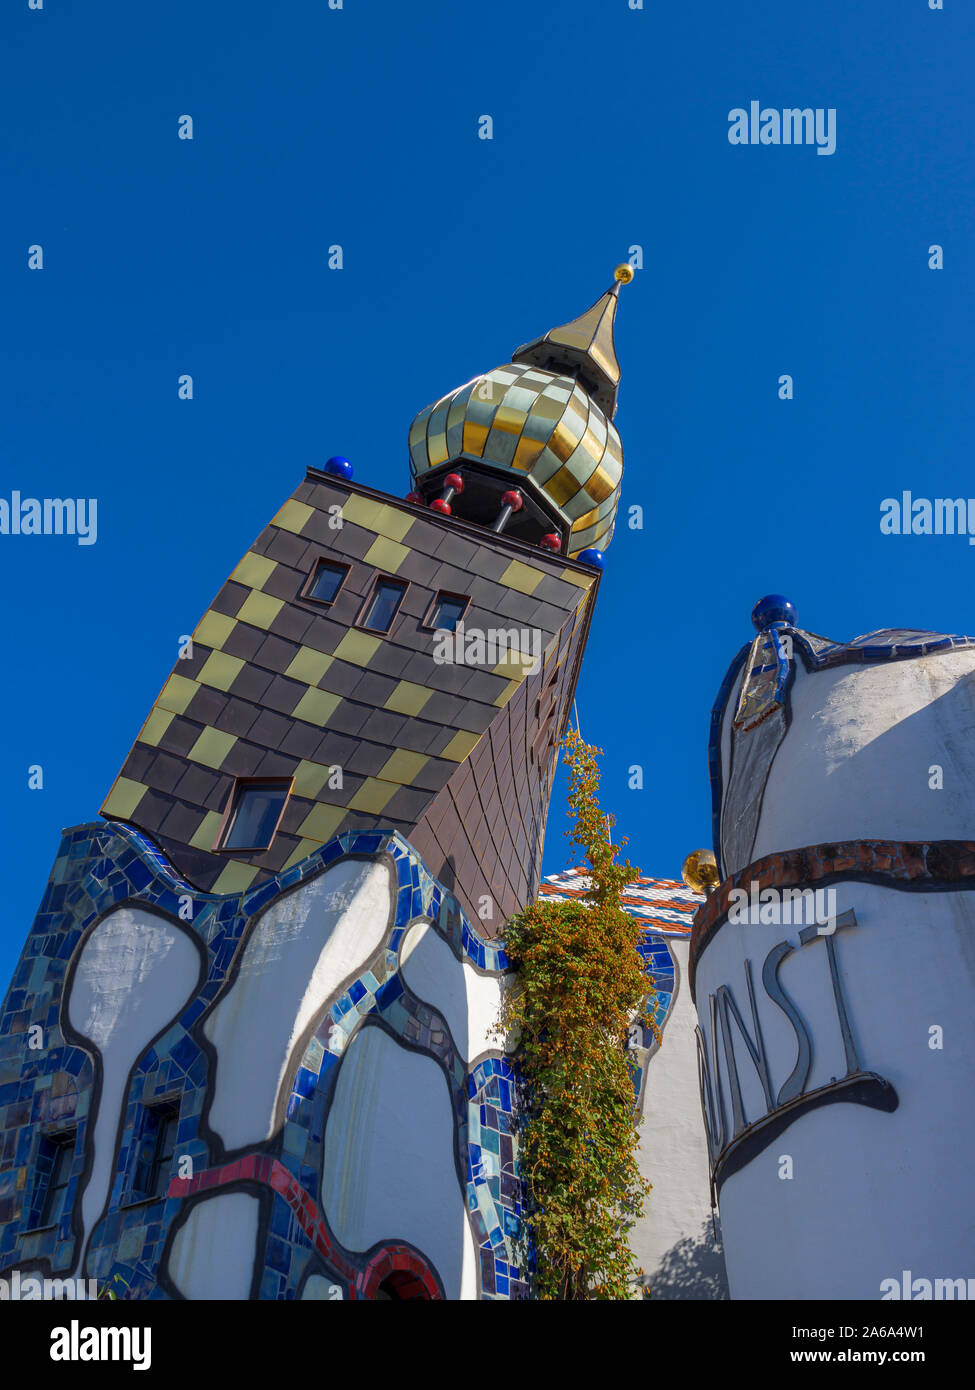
[681,848,720,897]
[614,263,635,285]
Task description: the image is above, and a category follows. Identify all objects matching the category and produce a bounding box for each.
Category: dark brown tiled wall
[101,471,598,920]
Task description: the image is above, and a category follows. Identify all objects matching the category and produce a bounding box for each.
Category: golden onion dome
[408,269,633,558]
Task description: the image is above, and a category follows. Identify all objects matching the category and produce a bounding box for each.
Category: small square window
[218,779,291,852]
[303,558,350,606]
[359,577,407,634]
[40,1132,75,1227]
[424,591,470,633]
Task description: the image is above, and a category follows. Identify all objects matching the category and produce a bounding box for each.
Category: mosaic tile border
[0,820,521,1299]
[689,837,975,999]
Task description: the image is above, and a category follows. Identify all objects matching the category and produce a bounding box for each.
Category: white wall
[203,858,392,1152]
[65,906,201,1276]
[720,648,975,870]
[167,1192,259,1300]
[399,921,508,1063]
[695,881,975,1299]
[631,939,729,1298]
[320,1022,477,1299]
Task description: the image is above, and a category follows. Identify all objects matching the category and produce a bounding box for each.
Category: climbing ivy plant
[497,727,657,1299]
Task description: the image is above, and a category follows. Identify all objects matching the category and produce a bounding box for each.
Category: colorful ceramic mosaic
[732,627,792,732]
[0,822,523,1299]
[539,867,701,936]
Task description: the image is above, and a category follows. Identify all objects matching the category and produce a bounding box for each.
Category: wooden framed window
[301,557,350,607]
[421,590,470,633]
[216,778,292,852]
[358,575,408,634]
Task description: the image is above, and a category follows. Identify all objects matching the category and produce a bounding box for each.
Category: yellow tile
[236,590,285,629]
[376,749,429,786]
[333,494,382,531]
[231,551,277,590]
[499,559,543,595]
[292,759,332,798]
[363,535,409,573]
[332,630,381,667]
[283,838,322,869]
[158,674,200,715]
[292,687,342,725]
[139,708,175,748]
[492,654,534,680]
[489,632,538,679]
[441,729,481,762]
[298,803,347,842]
[188,726,238,769]
[272,498,314,534]
[285,646,334,686]
[340,494,414,542]
[385,680,432,717]
[194,610,237,650]
[373,506,414,543]
[101,777,147,820]
[493,678,521,707]
[190,810,223,851]
[348,778,399,814]
[198,650,246,692]
[212,861,261,895]
[560,567,594,589]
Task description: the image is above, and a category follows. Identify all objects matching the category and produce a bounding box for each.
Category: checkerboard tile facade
[101,472,598,929]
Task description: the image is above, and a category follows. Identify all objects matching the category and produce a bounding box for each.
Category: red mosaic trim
[357,1243,443,1300]
[690,838,975,989]
[169,1157,443,1299]
[169,1156,367,1292]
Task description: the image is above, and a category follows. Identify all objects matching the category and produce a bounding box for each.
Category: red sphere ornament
[405,490,423,505]
[444,472,465,494]
[430,498,452,515]
[501,489,523,512]
[539,533,561,552]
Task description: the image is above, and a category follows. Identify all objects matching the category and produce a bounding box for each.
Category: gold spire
[511,266,632,418]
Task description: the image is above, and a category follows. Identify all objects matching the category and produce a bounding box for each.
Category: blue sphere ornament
[576,548,605,570]
[751,594,797,631]
[324,455,353,480]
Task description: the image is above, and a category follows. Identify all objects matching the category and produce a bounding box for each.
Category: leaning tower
[0,268,633,1300]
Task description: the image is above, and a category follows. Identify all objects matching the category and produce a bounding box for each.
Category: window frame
[300,555,352,608]
[355,573,410,635]
[38,1129,76,1229]
[420,589,471,634]
[130,1102,180,1205]
[213,776,294,854]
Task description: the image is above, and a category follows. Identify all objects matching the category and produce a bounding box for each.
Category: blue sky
[1,0,972,985]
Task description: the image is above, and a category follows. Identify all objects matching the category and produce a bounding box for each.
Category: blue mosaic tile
[0,820,523,1301]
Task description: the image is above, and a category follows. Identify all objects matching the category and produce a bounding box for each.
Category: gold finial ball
[682,848,720,896]
[614,263,635,285]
